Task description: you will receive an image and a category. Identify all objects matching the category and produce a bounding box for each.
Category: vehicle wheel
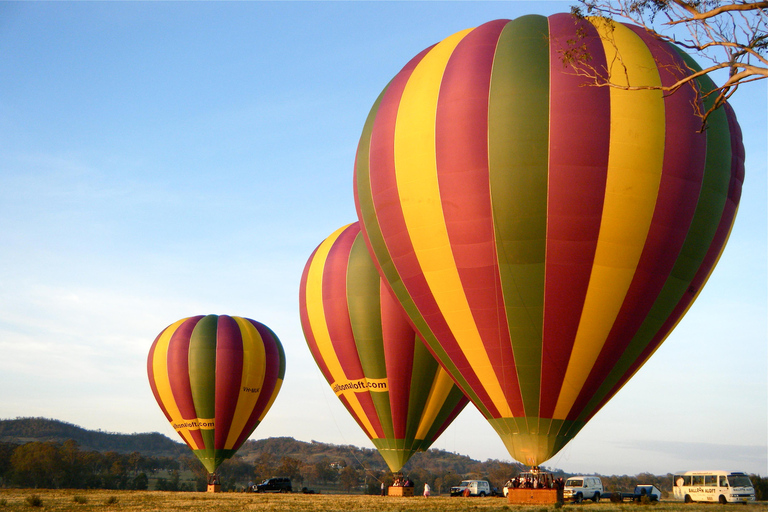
[593,493,600,503]
[575,493,583,503]
[685,495,692,503]
[479,492,486,497]
[719,495,727,504]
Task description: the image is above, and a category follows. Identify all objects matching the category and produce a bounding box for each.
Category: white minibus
[672,471,755,504]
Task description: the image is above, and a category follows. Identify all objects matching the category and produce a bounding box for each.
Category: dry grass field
[0,490,765,512]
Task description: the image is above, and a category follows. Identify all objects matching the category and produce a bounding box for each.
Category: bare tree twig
[567,0,767,126]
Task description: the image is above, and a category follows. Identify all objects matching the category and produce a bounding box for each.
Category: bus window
[692,475,705,486]
[719,476,729,487]
[705,476,717,487]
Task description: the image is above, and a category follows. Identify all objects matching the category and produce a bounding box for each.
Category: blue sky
[0,2,765,477]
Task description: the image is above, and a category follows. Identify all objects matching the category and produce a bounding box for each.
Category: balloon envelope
[147,315,286,473]
[354,14,743,466]
[299,223,469,472]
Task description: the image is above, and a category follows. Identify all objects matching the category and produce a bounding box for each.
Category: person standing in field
[423,483,431,498]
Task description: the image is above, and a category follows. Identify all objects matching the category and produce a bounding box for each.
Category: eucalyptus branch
[666,0,768,25]
[568,0,767,126]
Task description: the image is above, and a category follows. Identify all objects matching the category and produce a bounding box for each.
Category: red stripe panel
[539,14,610,418]
[324,225,385,438]
[166,315,205,449]
[567,25,708,421]
[214,315,244,449]
[436,19,525,417]
[380,281,416,439]
[368,34,501,419]
[724,103,746,188]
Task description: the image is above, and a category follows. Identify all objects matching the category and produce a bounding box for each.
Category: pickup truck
[609,485,661,502]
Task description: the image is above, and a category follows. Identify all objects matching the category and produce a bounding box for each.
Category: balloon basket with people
[206,473,221,493]
[504,467,563,505]
[388,473,415,497]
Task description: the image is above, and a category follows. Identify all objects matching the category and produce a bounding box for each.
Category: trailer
[612,485,661,502]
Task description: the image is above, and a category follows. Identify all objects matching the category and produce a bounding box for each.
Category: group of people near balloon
[505,474,564,490]
[391,477,414,488]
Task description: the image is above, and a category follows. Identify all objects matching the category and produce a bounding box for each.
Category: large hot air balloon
[147,315,286,474]
[299,222,469,472]
[354,14,744,466]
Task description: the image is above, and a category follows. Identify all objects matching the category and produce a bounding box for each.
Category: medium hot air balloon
[147,315,286,474]
[354,14,744,466]
[299,222,469,472]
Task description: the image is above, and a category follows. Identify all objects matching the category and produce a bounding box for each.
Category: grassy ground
[0,490,765,512]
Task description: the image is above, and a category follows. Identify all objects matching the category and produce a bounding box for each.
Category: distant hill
[0,417,187,458]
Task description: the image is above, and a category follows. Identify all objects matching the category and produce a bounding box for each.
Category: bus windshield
[729,475,753,488]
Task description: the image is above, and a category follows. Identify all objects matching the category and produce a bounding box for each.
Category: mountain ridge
[0,417,187,458]
[0,417,501,475]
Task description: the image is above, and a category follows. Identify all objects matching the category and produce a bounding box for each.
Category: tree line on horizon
[2,438,766,499]
[0,418,765,498]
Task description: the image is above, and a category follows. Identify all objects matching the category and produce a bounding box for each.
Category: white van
[673,471,755,503]
[564,476,603,502]
[450,479,491,497]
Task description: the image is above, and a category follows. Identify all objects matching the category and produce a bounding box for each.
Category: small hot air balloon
[299,223,469,472]
[147,315,286,475]
[354,14,744,466]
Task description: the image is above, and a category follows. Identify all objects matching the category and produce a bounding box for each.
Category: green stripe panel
[371,438,418,473]
[573,49,734,426]
[188,315,218,424]
[347,233,394,440]
[347,235,387,379]
[488,15,550,418]
[193,448,236,474]
[354,85,388,270]
[405,341,439,442]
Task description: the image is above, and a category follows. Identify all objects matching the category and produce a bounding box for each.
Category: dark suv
[255,477,292,493]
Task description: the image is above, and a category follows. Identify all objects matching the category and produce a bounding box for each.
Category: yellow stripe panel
[553,19,665,419]
[415,368,455,440]
[305,224,378,438]
[224,317,267,449]
[151,318,200,449]
[394,28,512,418]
